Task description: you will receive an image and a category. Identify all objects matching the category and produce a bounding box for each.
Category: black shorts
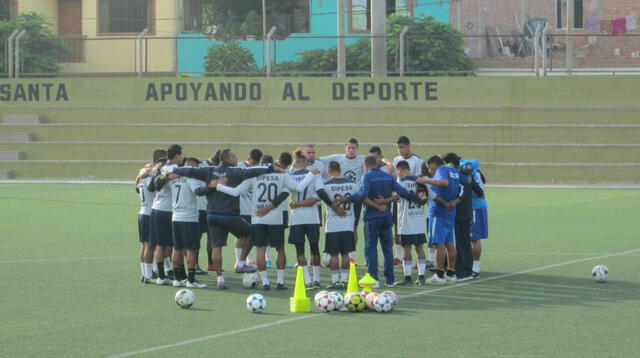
[137,214,151,243]
[353,202,362,227]
[400,233,427,246]
[288,224,320,245]
[150,209,173,247]
[241,215,252,225]
[282,210,289,229]
[317,205,323,226]
[198,210,208,235]
[324,231,355,255]
[251,224,285,248]
[172,221,202,250]
[207,215,251,248]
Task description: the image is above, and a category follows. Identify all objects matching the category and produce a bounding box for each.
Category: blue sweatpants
[363,216,394,285]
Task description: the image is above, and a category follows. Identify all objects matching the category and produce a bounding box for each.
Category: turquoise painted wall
[177,1,450,73]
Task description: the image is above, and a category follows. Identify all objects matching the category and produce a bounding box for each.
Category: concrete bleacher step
[3,115,45,124]
[0,151,24,160]
[1,124,639,144]
[0,169,14,179]
[0,132,34,142]
[1,160,638,184]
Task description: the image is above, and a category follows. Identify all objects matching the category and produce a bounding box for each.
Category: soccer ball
[175,289,195,309]
[365,292,380,310]
[328,292,344,310]
[382,290,399,306]
[315,294,336,312]
[346,293,366,312]
[314,290,329,305]
[374,294,394,313]
[242,273,260,288]
[592,265,609,282]
[246,294,266,313]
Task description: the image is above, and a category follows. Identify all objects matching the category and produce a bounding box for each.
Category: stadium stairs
[0,106,639,184]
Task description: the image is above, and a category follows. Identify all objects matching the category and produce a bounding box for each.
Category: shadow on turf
[403,272,639,312]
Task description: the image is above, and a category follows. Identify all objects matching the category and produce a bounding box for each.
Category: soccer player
[302,144,327,178]
[319,138,365,262]
[170,157,209,289]
[200,149,221,272]
[394,160,435,286]
[274,151,294,269]
[236,149,263,269]
[466,159,488,278]
[149,144,183,285]
[168,149,275,289]
[322,161,357,289]
[288,151,326,288]
[335,156,422,287]
[229,154,320,290]
[423,155,461,285]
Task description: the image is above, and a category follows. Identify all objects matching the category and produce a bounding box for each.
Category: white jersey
[151,164,176,212]
[170,177,201,222]
[306,159,327,179]
[319,154,365,184]
[195,179,208,211]
[322,177,359,233]
[137,176,154,216]
[393,154,424,177]
[289,168,325,226]
[237,162,254,216]
[397,176,433,235]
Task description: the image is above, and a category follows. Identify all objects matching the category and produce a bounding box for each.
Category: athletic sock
[163,257,173,272]
[247,248,255,263]
[331,270,340,283]
[234,248,242,265]
[348,251,355,259]
[276,270,285,285]
[265,246,272,261]
[217,275,225,284]
[143,263,153,279]
[312,266,321,282]
[473,261,480,273]
[418,259,426,276]
[157,263,166,279]
[403,260,412,277]
[341,269,349,282]
[258,270,269,285]
[180,266,188,280]
[152,260,158,274]
[428,248,435,263]
[394,245,403,259]
[207,247,213,265]
[302,266,311,285]
[188,268,196,283]
[446,269,455,277]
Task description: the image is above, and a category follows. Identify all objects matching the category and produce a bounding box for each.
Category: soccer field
[1,184,639,357]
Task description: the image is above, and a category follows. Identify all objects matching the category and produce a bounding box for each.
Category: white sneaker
[445,274,457,284]
[186,281,208,289]
[173,279,186,287]
[156,278,171,286]
[425,274,447,285]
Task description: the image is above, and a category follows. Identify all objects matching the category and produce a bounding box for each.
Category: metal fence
[4,32,640,78]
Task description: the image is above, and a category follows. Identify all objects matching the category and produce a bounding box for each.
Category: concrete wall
[18,0,58,33]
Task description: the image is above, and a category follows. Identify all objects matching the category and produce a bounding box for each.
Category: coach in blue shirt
[338,156,419,287]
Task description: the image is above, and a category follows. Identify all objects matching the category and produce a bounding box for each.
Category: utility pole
[337,0,346,77]
[370,0,387,77]
[566,0,574,76]
[262,0,267,68]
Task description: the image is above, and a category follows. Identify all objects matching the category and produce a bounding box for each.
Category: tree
[0,12,68,76]
[203,41,259,76]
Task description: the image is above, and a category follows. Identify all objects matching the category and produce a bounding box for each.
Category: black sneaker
[312,281,321,288]
[415,275,426,285]
[276,283,288,290]
[426,262,436,272]
[472,271,480,278]
[166,270,175,280]
[262,284,271,290]
[395,276,413,286]
[457,275,473,282]
[152,272,158,279]
[326,282,341,290]
[339,281,347,289]
[194,267,207,275]
[305,283,314,290]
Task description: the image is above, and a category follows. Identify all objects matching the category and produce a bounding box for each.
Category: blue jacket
[350,167,416,222]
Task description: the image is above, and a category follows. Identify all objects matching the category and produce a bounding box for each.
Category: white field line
[106,248,640,358]
[0,256,132,264]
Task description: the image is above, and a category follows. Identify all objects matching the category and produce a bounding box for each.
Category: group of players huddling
[134,136,489,290]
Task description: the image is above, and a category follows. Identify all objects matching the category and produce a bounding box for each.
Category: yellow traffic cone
[290,265,310,312]
[345,262,359,296]
[359,273,378,294]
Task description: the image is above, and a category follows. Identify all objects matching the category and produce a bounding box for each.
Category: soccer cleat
[415,275,426,285]
[276,283,288,290]
[326,282,341,290]
[457,275,473,282]
[339,281,347,289]
[186,280,208,289]
[248,261,257,267]
[445,274,458,283]
[312,281,321,288]
[215,282,228,289]
[262,284,271,290]
[266,260,273,269]
[386,283,395,288]
[426,261,436,272]
[235,265,257,274]
[305,283,314,290]
[425,274,447,285]
[472,271,480,278]
[395,276,413,286]
[194,266,207,275]
[173,279,187,287]
[285,263,293,269]
[152,271,158,279]
[166,270,175,280]
[393,258,403,267]
[156,277,172,286]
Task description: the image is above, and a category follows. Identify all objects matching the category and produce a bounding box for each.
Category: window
[0,0,17,21]
[182,0,202,33]
[557,0,583,29]
[99,0,153,34]
[349,0,413,33]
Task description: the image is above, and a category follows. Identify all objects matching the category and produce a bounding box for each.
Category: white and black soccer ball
[592,265,609,282]
[242,273,260,288]
[246,293,266,313]
[314,290,329,305]
[329,292,344,311]
[175,289,195,309]
[381,290,398,306]
[365,292,380,310]
[316,294,336,312]
[374,294,394,313]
